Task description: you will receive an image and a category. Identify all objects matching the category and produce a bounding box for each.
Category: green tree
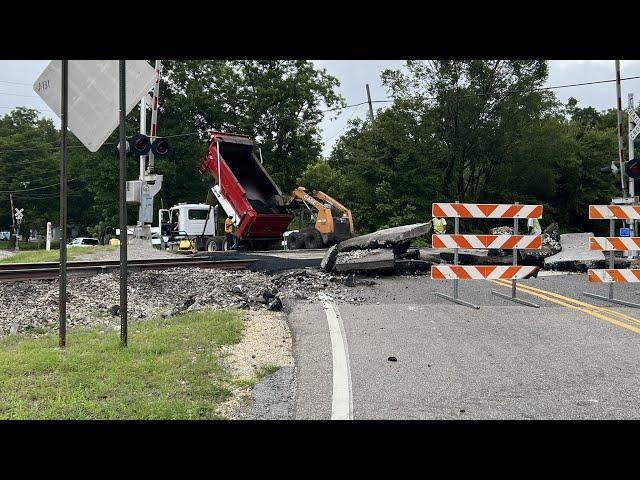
[161,60,345,192]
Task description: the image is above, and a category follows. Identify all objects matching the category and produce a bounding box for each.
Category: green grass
[0,309,245,419]
[0,240,46,251]
[0,245,117,264]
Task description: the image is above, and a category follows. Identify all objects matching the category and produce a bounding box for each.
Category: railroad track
[0,257,255,282]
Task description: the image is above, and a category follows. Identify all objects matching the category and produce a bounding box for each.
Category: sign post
[46,222,52,251]
[34,60,156,348]
[119,60,128,347]
[14,208,24,252]
[627,93,640,258]
[59,59,68,348]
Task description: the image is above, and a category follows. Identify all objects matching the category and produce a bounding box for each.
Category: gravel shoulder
[216,310,295,419]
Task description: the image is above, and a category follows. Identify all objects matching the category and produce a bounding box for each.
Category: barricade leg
[583,291,640,308]
[490,205,539,308]
[433,207,479,309]
[582,218,640,308]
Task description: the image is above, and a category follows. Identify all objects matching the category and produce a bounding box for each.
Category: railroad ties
[0,257,255,282]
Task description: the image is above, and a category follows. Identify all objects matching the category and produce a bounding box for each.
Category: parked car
[0,231,10,241]
[68,237,99,247]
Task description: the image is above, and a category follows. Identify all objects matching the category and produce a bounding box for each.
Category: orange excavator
[286,187,354,249]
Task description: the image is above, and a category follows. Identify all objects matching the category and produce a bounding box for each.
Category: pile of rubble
[488,222,562,262]
[321,223,433,274]
[0,267,373,337]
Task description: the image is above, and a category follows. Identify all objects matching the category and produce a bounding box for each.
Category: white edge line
[323,301,353,420]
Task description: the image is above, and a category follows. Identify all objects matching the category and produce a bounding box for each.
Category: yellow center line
[488,279,640,335]
[494,278,640,326]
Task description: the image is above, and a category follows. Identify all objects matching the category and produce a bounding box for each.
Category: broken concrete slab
[336,222,432,252]
[418,248,444,263]
[393,259,432,275]
[320,244,338,272]
[334,248,396,273]
[544,233,605,272]
[438,249,514,265]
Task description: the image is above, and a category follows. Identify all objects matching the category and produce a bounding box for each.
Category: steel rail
[0,258,254,282]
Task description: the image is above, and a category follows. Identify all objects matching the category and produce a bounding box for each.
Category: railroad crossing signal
[14,208,24,224]
[630,109,640,135]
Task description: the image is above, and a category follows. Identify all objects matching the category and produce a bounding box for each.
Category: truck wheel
[207,239,219,252]
[304,229,323,249]
[287,233,300,250]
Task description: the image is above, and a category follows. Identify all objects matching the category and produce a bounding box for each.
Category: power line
[0,91,41,99]
[0,178,80,194]
[325,105,365,142]
[0,80,32,86]
[0,130,202,155]
[320,74,640,113]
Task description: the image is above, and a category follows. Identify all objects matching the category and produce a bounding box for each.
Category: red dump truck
[198,131,294,250]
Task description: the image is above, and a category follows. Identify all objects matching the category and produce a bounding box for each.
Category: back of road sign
[33,60,156,152]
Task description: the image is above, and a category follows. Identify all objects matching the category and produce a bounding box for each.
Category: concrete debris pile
[271,268,374,304]
[322,222,432,275]
[488,222,562,263]
[0,267,373,337]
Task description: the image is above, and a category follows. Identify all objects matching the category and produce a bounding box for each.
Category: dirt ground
[74,239,177,262]
[216,310,294,419]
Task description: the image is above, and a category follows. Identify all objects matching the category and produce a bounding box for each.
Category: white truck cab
[157,203,224,251]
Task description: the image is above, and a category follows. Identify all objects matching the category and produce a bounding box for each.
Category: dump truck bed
[199,131,293,241]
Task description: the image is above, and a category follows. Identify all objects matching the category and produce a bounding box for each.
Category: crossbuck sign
[14,208,24,223]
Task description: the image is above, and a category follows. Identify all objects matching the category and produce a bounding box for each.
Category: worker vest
[530,218,542,234]
[433,218,446,234]
[225,219,233,234]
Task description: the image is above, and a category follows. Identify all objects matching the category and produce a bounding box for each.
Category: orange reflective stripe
[501,235,521,249]
[589,206,603,219]
[432,204,447,217]
[478,204,498,217]
[529,205,543,218]
[452,235,473,249]
[477,266,496,278]
[452,204,473,217]
[431,266,446,279]
[500,266,521,279]
[503,205,523,218]
[452,266,473,279]
[432,236,445,248]
[526,237,542,248]
[609,270,627,282]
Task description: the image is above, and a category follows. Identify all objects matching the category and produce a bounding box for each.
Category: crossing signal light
[113,135,171,158]
[626,158,640,180]
[113,138,131,157]
[151,137,172,158]
[130,133,152,156]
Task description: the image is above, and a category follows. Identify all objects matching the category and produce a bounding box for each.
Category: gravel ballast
[0,266,373,336]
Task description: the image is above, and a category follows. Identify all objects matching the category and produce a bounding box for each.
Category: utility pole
[119,60,128,347]
[615,60,627,196]
[366,84,374,122]
[9,193,16,251]
[59,59,68,348]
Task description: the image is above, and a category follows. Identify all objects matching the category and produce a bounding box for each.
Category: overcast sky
[2,60,640,156]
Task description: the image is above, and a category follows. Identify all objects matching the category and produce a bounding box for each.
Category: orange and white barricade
[584,205,640,308]
[431,202,542,309]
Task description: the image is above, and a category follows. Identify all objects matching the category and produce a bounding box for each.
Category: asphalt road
[288,272,640,419]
